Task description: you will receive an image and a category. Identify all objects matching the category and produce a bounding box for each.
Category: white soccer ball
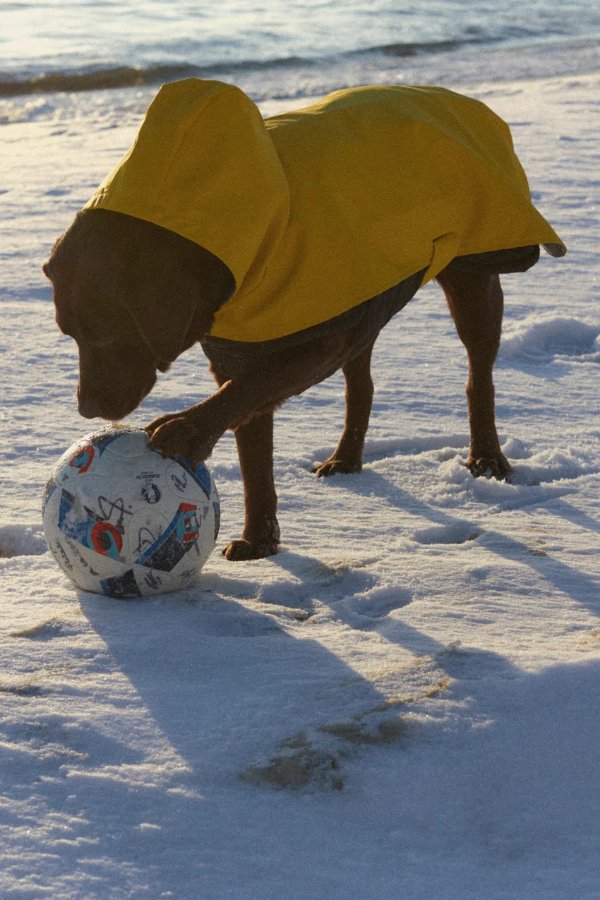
[42,425,220,598]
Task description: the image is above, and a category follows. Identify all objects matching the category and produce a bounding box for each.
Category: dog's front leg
[147,338,348,558]
[147,334,347,466]
[146,386,231,464]
[224,412,280,560]
[146,377,265,463]
[148,381,280,560]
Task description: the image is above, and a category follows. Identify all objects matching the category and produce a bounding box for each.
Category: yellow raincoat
[85,79,565,342]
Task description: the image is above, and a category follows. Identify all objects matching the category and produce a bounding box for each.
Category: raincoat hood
[85,79,566,342]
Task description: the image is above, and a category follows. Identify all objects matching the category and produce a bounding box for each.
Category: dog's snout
[76,369,157,421]
[77,385,113,420]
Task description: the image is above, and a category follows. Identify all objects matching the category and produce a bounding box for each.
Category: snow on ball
[42,425,220,598]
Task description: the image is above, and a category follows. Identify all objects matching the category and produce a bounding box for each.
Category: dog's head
[43,209,234,420]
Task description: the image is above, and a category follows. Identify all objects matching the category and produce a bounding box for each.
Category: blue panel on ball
[174,455,212,498]
[57,488,126,562]
[92,430,129,453]
[135,502,200,572]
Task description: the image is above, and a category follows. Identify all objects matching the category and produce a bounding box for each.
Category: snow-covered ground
[1,72,599,898]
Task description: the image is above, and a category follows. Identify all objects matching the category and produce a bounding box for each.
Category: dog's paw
[312,457,362,478]
[145,411,176,433]
[223,538,280,561]
[146,414,217,463]
[466,454,512,480]
[223,518,281,561]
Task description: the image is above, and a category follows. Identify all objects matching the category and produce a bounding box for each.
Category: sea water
[2,0,599,110]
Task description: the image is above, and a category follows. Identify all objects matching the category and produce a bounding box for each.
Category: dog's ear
[117,240,235,367]
[119,266,200,366]
[64,209,234,366]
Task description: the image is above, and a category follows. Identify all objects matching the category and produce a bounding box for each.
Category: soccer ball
[42,425,220,598]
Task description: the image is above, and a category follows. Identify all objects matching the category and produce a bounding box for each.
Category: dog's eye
[88,336,125,349]
[57,315,121,348]
[74,328,125,348]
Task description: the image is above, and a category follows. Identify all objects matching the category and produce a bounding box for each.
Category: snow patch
[0,525,47,558]
[501,315,600,362]
[509,447,599,485]
[438,445,596,496]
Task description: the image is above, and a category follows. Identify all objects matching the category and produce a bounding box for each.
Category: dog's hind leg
[313,340,376,477]
[224,411,281,561]
[437,268,511,479]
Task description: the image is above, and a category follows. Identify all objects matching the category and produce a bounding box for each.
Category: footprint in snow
[341,586,413,625]
[413,522,482,545]
[10,617,79,641]
[258,557,377,609]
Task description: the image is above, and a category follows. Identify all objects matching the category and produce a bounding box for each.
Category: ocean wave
[0,57,310,97]
[355,37,486,58]
[0,34,503,98]
[1,30,597,102]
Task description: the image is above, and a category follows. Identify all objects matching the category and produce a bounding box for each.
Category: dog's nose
[77,391,105,419]
[77,385,122,420]
[77,373,156,420]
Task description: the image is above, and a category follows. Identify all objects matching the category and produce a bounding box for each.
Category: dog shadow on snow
[79,566,403,793]
[8,574,596,900]
[77,563,600,830]
[79,460,600,799]
[66,471,600,894]
[312,462,600,617]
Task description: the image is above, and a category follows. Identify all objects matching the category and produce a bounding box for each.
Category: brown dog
[43,82,565,560]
